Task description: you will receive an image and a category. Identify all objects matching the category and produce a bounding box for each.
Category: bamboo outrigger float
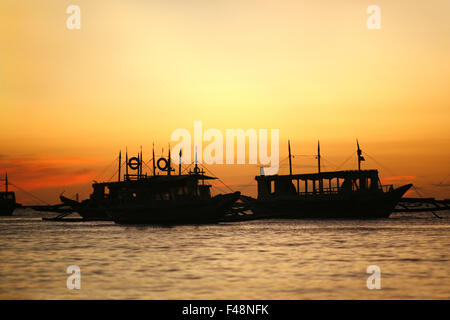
[394,198,450,213]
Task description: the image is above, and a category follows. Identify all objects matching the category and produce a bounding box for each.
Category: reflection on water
[0,209,449,299]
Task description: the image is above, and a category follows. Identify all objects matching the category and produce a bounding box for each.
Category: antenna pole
[288,140,292,176]
[118,151,121,182]
[317,140,321,174]
[140,146,143,177]
[126,147,129,180]
[168,144,171,176]
[318,140,323,193]
[179,149,182,176]
[152,143,156,176]
[357,139,362,171]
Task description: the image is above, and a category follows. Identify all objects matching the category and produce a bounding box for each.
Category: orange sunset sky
[0,0,449,204]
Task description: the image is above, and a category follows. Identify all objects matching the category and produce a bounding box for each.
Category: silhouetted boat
[61,147,240,224]
[59,194,110,221]
[246,140,412,219]
[0,173,16,216]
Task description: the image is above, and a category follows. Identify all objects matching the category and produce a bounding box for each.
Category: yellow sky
[0,0,449,203]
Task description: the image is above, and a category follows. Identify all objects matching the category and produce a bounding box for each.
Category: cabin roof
[255,169,379,181]
[93,173,217,187]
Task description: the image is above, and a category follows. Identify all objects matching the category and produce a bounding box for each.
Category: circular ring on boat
[128,157,140,170]
[193,166,201,174]
[157,158,168,171]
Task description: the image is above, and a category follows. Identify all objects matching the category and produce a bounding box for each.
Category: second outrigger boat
[61,148,240,224]
[244,140,412,219]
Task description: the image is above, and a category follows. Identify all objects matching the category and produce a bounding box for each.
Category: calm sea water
[0,209,449,299]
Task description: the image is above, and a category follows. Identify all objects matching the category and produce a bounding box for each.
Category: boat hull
[109,192,241,224]
[60,196,111,221]
[0,204,15,216]
[77,208,111,221]
[250,184,412,219]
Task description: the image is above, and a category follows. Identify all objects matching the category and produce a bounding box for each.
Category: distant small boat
[0,173,16,216]
[246,140,412,219]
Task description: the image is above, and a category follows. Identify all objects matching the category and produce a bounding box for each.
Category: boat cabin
[90,174,216,203]
[256,170,393,199]
[0,192,15,202]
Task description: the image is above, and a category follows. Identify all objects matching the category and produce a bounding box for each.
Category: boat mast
[179,149,182,176]
[118,151,121,182]
[167,144,171,176]
[126,147,129,180]
[193,145,201,175]
[152,143,156,176]
[5,172,8,193]
[317,141,323,193]
[317,140,321,174]
[288,140,293,176]
[356,139,365,171]
[139,145,143,177]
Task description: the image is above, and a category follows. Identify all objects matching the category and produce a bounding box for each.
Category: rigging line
[364,153,398,177]
[199,164,235,193]
[334,152,356,171]
[437,173,449,185]
[232,178,258,191]
[334,152,355,170]
[365,154,437,215]
[91,155,120,182]
[181,161,196,174]
[210,184,227,194]
[106,169,119,182]
[67,159,125,198]
[234,184,257,192]
[65,155,121,197]
[177,162,191,174]
[107,160,126,182]
[292,154,315,157]
[277,156,290,165]
[103,160,127,182]
[181,164,193,174]
[321,156,338,168]
[411,185,443,219]
[8,182,50,205]
[142,158,154,172]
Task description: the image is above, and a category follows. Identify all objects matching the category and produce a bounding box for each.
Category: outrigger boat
[244,141,412,219]
[0,173,16,216]
[60,147,240,224]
